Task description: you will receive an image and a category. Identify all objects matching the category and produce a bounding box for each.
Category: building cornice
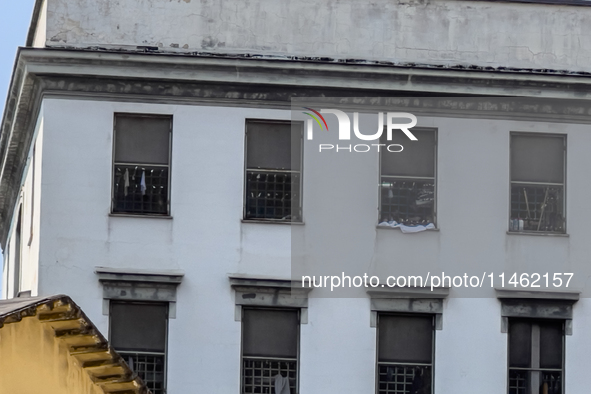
[4,48,591,247]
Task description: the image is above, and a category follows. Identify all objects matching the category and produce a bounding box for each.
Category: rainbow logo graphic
[302,108,329,131]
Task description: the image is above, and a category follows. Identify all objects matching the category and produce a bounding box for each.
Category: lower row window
[509,319,564,394]
[377,314,433,394]
[241,308,299,394]
[109,301,169,394]
[107,304,565,394]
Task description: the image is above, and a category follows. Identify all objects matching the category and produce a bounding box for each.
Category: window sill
[241,219,304,225]
[376,225,439,232]
[109,213,173,219]
[506,231,568,237]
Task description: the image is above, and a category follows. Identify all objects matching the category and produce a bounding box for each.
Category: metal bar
[247,168,301,174]
[381,175,435,180]
[118,351,166,355]
[378,362,432,367]
[511,181,564,186]
[530,324,541,394]
[114,162,169,168]
[244,356,298,361]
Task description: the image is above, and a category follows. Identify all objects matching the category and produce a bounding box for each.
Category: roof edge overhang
[0,294,150,394]
[4,47,591,247]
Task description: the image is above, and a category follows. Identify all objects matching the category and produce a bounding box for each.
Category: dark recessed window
[508,319,564,394]
[377,314,434,394]
[242,308,299,393]
[510,133,566,233]
[244,120,302,222]
[110,302,168,394]
[112,114,172,216]
[380,129,437,226]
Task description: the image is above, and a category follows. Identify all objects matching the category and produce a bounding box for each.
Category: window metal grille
[508,319,564,394]
[113,165,169,215]
[380,129,436,226]
[242,308,299,394]
[380,178,435,225]
[377,314,434,394]
[245,170,300,221]
[242,357,297,394]
[510,185,564,233]
[244,120,303,223]
[510,133,565,233]
[509,370,562,394]
[110,302,168,394]
[377,365,432,394]
[112,114,171,216]
[120,352,166,394]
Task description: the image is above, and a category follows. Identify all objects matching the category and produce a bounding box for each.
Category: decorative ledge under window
[497,288,577,394]
[495,288,579,335]
[230,275,311,394]
[95,267,184,318]
[367,286,449,330]
[229,274,312,323]
[369,286,447,394]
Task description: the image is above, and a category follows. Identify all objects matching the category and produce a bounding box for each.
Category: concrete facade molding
[95,267,184,318]
[5,48,591,249]
[495,288,580,335]
[367,287,450,330]
[229,274,312,323]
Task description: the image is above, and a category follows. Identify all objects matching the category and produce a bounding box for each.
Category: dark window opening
[13,206,22,298]
[241,308,299,393]
[244,120,302,222]
[510,134,565,233]
[110,302,168,394]
[508,319,564,394]
[380,129,436,227]
[377,314,434,394]
[112,114,172,215]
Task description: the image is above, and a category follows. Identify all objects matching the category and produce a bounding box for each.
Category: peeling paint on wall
[42,0,591,73]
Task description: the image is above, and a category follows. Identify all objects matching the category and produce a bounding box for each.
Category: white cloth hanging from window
[378,220,435,233]
[274,374,290,394]
[140,170,146,195]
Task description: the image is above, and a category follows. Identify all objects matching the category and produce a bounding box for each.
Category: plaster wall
[31,98,591,393]
[40,0,591,72]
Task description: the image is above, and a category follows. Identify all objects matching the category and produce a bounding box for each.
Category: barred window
[112,114,172,215]
[377,314,433,394]
[244,120,302,222]
[508,319,564,394]
[380,129,436,227]
[242,308,299,394]
[110,302,168,394]
[510,133,566,233]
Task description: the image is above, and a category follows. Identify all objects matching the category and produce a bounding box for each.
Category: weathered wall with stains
[41,0,591,72]
[25,96,591,393]
[0,315,104,394]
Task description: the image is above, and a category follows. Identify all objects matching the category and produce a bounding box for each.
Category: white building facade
[3,1,591,394]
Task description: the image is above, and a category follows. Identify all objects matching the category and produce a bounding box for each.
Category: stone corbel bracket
[229,275,313,324]
[496,288,580,335]
[367,286,450,330]
[95,267,184,319]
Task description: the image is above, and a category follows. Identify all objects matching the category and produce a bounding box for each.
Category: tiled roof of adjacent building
[0,294,150,394]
